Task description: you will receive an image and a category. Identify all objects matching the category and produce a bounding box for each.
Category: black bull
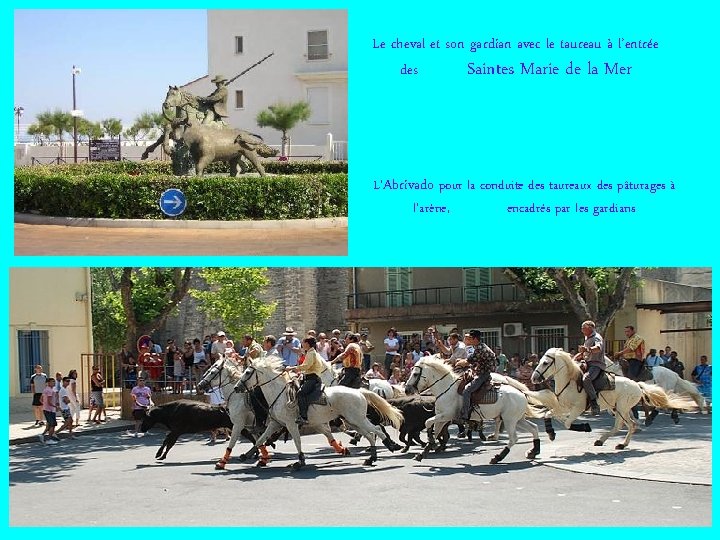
[141,400,234,460]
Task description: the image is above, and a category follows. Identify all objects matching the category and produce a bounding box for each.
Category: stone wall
[157,268,350,343]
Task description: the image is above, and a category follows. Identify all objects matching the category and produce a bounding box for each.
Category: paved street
[14,223,347,256]
[9,412,712,527]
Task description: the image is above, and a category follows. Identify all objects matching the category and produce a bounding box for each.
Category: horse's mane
[419,357,456,377]
[251,354,286,373]
[221,356,244,379]
[547,348,582,377]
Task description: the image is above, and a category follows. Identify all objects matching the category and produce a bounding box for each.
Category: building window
[235,36,244,54]
[466,327,502,350]
[531,325,569,355]
[17,330,49,393]
[307,86,329,124]
[463,268,492,302]
[307,30,329,60]
[235,90,244,109]
[386,267,412,307]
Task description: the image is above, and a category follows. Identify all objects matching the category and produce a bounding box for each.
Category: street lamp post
[14,106,24,143]
[71,65,82,163]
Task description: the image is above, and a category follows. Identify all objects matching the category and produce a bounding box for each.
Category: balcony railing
[347,284,522,309]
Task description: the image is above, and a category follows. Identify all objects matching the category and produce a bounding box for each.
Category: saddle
[287,381,328,407]
[456,372,500,405]
[575,371,616,393]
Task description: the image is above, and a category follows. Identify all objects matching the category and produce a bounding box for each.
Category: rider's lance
[227,52,275,85]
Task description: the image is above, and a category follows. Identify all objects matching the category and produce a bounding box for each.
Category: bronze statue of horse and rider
[142,53,277,176]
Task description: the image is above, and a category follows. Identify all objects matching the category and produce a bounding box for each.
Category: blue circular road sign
[159,188,187,217]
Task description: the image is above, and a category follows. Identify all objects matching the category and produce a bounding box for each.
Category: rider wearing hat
[574,320,606,416]
[201,75,229,124]
[458,329,496,421]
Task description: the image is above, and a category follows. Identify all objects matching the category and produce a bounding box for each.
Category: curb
[15,213,348,230]
[10,422,133,446]
[538,460,711,486]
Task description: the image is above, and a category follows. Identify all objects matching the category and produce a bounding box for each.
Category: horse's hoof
[644,418,654,427]
[526,450,539,459]
[238,454,249,463]
[490,456,501,464]
[342,448,351,456]
[215,461,226,470]
[593,440,604,447]
[547,430,556,441]
[615,443,626,450]
[289,462,303,471]
[363,458,375,466]
[414,454,424,462]
[256,460,267,467]
[400,447,409,454]
[672,417,680,425]
[390,443,403,453]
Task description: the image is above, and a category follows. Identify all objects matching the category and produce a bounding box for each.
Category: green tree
[91,268,194,353]
[27,109,72,149]
[124,111,163,144]
[77,118,104,141]
[91,268,127,353]
[101,117,123,140]
[503,267,638,334]
[26,122,53,145]
[190,268,276,338]
[256,101,311,157]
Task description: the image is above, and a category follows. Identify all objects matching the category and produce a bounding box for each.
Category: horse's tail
[360,388,403,429]
[638,382,697,411]
[522,388,561,411]
[495,375,530,393]
[673,377,707,409]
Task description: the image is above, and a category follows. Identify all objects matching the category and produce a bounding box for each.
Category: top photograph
[14,9,348,256]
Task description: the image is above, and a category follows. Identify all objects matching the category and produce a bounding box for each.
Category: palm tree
[101,118,123,140]
[29,109,73,151]
[256,101,311,158]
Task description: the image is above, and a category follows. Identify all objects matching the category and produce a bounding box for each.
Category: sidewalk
[9,406,133,445]
[8,404,711,485]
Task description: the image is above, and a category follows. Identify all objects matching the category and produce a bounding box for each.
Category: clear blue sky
[14,9,208,128]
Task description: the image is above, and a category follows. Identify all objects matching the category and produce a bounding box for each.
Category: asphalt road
[9,427,711,527]
[14,223,347,256]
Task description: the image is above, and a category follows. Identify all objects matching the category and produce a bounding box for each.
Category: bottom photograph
[8,266,712,527]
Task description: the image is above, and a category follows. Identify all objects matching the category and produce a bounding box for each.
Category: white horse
[531,348,695,450]
[605,361,709,424]
[405,357,541,464]
[233,356,404,469]
[196,356,269,470]
[367,379,405,399]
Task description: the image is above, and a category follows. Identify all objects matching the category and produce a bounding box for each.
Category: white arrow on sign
[162,195,182,209]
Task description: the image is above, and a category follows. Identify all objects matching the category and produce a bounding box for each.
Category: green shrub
[14,168,348,220]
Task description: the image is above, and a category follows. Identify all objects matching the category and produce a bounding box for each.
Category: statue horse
[233,356,404,470]
[404,357,541,464]
[161,86,277,176]
[531,348,696,450]
[605,361,708,425]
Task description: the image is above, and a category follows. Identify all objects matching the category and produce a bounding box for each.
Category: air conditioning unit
[503,322,524,337]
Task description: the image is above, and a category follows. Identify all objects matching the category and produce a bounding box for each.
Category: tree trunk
[121,268,194,352]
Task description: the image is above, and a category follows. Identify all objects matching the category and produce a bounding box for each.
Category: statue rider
[458,330,496,421]
[199,75,229,125]
[573,320,605,416]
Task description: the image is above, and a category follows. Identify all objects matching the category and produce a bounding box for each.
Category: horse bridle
[408,364,457,398]
[237,365,289,412]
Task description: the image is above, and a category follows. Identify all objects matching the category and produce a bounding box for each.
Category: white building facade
[184,9,348,159]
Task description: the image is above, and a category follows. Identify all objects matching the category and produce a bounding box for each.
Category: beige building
[347,267,712,377]
[182,9,348,158]
[9,268,93,399]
